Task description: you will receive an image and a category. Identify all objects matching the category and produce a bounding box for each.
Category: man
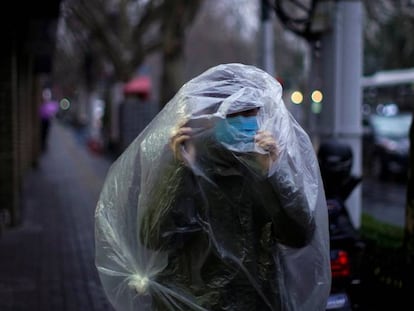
[95,63,331,311]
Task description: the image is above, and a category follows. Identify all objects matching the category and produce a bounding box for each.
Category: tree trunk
[159,0,203,110]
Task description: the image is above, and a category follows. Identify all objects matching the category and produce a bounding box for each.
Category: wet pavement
[0,119,407,310]
[0,120,115,311]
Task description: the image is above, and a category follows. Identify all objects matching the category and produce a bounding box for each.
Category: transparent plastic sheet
[95,63,331,311]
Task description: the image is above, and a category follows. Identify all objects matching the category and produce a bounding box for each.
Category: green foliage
[360,212,404,249]
[359,213,408,308]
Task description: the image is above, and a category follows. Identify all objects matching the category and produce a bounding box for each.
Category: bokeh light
[291,91,303,104]
[311,90,323,103]
[59,98,71,110]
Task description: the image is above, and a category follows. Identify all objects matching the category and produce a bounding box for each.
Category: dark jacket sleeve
[258,165,316,248]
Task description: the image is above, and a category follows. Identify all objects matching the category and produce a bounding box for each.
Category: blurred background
[0,0,413,310]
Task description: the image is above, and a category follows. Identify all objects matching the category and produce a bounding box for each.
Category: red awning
[123,76,151,95]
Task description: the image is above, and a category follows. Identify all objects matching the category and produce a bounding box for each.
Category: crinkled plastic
[95,63,331,311]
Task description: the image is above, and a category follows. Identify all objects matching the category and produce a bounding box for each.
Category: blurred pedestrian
[39,89,58,151]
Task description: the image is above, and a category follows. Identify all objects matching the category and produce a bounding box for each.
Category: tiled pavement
[0,120,115,311]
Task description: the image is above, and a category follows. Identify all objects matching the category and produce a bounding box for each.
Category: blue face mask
[214,115,258,145]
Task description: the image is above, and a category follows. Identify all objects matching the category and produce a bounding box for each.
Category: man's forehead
[227,107,260,117]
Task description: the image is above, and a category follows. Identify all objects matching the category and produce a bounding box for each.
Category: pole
[319,0,364,228]
[259,0,275,76]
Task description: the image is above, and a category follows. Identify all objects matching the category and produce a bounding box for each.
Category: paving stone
[0,121,114,311]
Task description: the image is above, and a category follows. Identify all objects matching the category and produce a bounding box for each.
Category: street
[362,175,406,228]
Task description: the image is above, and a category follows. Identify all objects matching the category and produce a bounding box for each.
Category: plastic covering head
[95,63,331,311]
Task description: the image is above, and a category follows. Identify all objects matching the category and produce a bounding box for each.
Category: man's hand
[254,130,278,173]
[255,130,278,162]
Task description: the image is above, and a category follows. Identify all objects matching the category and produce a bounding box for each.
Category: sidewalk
[0,120,115,311]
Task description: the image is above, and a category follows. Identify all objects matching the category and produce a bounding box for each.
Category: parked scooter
[318,140,365,310]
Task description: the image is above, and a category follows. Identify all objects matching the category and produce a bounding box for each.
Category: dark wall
[0,1,62,230]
